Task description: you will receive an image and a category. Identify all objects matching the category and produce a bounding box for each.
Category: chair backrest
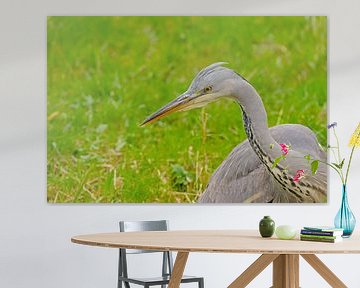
[119,220,169,254]
[120,220,168,232]
[118,220,174,283]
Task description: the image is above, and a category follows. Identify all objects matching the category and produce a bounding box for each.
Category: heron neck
[232,81,281,160]
[230,79,317,202]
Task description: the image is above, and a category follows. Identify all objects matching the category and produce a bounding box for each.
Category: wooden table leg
[228,254,279,288]
[301,254,347,288]
[168,251,189,288]
[272,254,299,288]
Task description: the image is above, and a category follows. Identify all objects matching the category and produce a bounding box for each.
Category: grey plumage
[142,63,327,203]
[199,124,326,203]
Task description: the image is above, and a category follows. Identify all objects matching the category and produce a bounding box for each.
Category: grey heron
[141,63,327,203]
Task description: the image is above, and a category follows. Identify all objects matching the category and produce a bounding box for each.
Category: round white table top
[71,230,360,254]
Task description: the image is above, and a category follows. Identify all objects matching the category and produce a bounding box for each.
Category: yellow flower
[349,122,360,147]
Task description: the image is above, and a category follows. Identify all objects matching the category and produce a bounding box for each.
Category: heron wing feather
[198,124,327,203]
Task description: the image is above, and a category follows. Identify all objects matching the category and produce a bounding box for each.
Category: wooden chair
[118,220,204,288]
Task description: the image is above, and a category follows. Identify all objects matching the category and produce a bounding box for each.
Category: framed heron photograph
[47,16,327,203]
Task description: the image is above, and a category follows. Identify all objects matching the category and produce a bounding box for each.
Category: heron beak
[140,92,193,126]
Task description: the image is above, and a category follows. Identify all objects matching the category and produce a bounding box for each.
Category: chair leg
[118,249,122,288]
[199,278,204,288]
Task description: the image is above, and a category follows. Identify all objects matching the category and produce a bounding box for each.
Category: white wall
[1,0,360,287]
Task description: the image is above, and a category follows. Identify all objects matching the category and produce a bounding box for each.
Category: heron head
[141,62,245,126]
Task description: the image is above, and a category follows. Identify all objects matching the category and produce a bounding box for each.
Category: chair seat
[119,274,203,286]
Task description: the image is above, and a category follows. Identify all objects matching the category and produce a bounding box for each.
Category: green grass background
[47,16,327,203]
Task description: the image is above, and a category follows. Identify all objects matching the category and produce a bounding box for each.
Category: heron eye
[203,86,212,93]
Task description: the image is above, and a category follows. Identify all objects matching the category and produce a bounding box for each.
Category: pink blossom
[293,169,305,182]
[279,143,289,155]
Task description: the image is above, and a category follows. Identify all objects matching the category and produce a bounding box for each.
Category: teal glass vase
[334,185,356,237]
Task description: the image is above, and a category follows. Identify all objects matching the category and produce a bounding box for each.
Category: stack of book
[300,226,344,243]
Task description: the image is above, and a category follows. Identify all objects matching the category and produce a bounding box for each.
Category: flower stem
[333,127,345,182]
[318,159,344,183]
[345,145,356,185]
[333,127,342,162]
[331,148,339,165]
